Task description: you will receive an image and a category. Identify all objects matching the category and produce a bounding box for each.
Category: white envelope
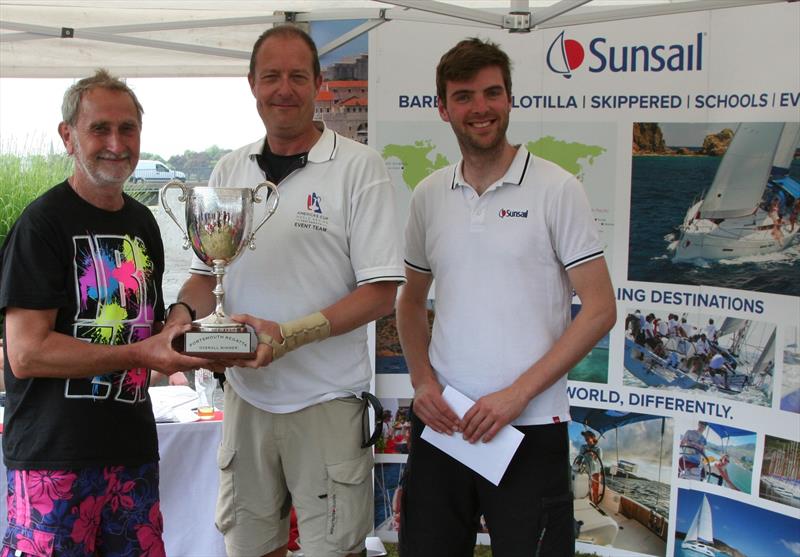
[420,386,524,486]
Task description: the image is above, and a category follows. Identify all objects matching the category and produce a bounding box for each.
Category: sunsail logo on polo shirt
[498,208,529,219]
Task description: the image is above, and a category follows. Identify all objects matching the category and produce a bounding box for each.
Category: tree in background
[167,145,232,181]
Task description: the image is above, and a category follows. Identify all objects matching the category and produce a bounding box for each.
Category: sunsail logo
[499,209,528,219]
[546,30,704,78]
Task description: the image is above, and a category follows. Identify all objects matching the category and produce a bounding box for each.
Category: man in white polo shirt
[396,38,616,556]
[170,25,404,557]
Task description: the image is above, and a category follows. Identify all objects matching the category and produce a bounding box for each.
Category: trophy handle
[160,180,191,250]
[248,182,280,249]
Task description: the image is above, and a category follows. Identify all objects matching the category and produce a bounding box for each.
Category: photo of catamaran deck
[571,407,672,556]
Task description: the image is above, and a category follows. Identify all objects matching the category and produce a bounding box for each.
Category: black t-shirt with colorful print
[0,181,164,469]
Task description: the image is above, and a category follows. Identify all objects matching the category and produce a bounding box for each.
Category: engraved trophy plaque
[160,181,279,357]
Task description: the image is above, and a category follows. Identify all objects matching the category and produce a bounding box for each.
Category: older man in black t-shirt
[0,70,214,556]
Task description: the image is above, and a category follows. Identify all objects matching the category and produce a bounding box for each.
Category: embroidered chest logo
[498,208,529,219]
[307,192,323,214]
[295,192,329,232]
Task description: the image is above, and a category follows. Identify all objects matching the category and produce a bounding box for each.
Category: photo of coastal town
[375,302,434,374]
[674,488,800,557]
[628,122,800,297]
[760,435,800,510]
[676,419,755,494]
[622,308,775,407]
[569,406,673,557]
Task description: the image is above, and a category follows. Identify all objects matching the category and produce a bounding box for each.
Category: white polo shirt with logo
[405,146,604,425]
[190,125,405,413]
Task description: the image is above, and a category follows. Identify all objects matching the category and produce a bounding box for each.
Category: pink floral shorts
[2,463,165,557]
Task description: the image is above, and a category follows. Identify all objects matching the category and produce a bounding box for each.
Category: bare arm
[5,307,217,379]
[323,280,398,336]
[396,269,460,434]
[233,280,399,367]
[461,257,616,442]
[168,273,217,326]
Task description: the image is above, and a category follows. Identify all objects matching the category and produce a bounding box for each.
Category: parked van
[125,160,186,205]
[131,160,186,183]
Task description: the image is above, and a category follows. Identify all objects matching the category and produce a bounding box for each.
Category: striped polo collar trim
[248,122,337,164]
[450,146,531,190]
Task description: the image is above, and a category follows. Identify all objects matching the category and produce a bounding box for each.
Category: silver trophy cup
[160,180,279,356]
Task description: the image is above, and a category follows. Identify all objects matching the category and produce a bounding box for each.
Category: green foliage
[0,153,73,244]
[138,152,167,163]
[167,145,232,181]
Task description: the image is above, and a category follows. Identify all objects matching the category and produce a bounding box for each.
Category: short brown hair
[436,38,512,106]
[249,25,320,79]
[61,69,143,126]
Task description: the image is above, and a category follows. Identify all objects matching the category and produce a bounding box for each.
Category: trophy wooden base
[172,330,257,359]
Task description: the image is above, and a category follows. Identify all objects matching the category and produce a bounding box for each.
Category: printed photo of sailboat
[681,494,715,556]
[674,123,800,262]
[674,488,800,557]
[622,308,775,407]
[760,435,800,510]
[570,406,673,557]
[629,122,800,297]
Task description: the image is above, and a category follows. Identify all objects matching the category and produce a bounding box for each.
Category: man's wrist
[257,311,330,360]
[166,301,196,323]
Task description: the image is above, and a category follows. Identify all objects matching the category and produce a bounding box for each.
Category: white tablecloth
[1,420,227,557]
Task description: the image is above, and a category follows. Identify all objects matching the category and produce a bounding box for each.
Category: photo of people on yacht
[629,122,800,297]
[623,308,775,407]
[375,398,412,454]
[674,488,799,557]
[779,326,800,414]
[760,435,800,510]
[677,420,756,494]
[569,406,673,557]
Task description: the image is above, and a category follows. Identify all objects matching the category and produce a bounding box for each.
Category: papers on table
[149,385,200,423]
[420,385,524,486]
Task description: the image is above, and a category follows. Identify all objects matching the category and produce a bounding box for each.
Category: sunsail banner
[370,2,800,556]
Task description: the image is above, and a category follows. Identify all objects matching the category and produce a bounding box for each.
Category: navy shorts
[2,462,164,557]
[398,409,574,557]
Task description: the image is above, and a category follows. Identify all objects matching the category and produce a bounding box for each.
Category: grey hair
[61,69,144,126]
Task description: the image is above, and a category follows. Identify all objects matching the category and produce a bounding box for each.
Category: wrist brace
[257,312,331,360]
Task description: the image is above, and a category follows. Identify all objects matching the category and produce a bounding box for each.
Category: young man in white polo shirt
[396,38,616,556]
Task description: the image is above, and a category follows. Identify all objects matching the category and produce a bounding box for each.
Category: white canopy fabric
[0,0,785,78]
